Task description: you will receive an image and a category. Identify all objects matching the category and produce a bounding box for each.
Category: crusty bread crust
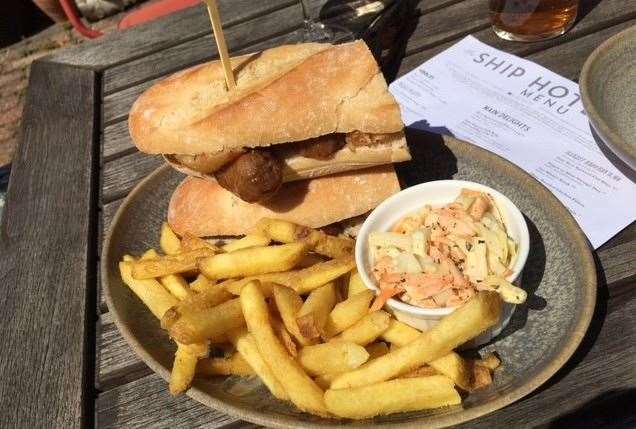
[164,131,410,182]
[129,41,403,155]
[167,165,401,237]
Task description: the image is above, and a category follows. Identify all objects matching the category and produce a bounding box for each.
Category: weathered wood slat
[103,78,158,127]
[404,0,489,56]
[0,61,98,428]
[97,312,150,390]
[103,121,134,162]
[527,19,636,80]
[102,152,164,203]
[100,202,121,313]
[599,223,636,252]
[49,0,296,69]
[598,241,636,287]
[97,373,241,428]
[398,0,636,76]
[103,4,303,95]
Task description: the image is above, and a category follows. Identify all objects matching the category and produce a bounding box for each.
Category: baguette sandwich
[129,40,410,202]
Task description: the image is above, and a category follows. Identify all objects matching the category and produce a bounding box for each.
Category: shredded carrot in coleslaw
[368,188,527,310]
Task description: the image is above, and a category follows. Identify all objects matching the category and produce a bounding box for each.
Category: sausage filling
[172,131,395,202]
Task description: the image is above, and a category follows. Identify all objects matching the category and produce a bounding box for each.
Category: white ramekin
[355,180,530,347]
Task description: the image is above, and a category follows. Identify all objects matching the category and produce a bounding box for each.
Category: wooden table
[1,1,634,427]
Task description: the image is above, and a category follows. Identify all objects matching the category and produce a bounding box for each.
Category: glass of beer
[489,0,579,42]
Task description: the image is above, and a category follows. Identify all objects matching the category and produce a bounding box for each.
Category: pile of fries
[119,218,504,419]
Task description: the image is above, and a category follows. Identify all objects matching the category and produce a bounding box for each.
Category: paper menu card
[390,36,636,249]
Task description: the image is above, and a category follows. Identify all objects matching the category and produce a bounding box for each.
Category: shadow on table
[317,0,420,79]
[494,215,547,343]
[396,124,457,188]
[547,388,636,428]
[577,0,605,24]
[588,124,636,183]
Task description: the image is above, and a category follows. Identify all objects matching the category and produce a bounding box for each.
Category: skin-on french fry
[314,373,338,390]
[400,365,439,378]
[331,292,502,389]
[323,289,374,338]
[119,260,178,319]
[324,376,461,419]
[140,249,159,260]
[272,285,312,346]
[470,364,493,391]
[167,298,245,344]
[295,259,355,294]
[180,233,221,253]
[476,352,501,370]
[161,284,233,329]
[298,342,369,376]
[240,281,329,416]
[347,270,368,297]
[222,233,271,253]
[365,342,390,359]
[160,222,182,255]
[190,273,215,293]
[379,320,479,390]
[331,310,391,346]
[227,328,288,400]
[428,352,472,391]
[272,318,298,357]
[124,253,210,395]
[296,253,326,268]
[169,341,209,395]
[224,274,286,297]
[380,319,421,347]
[196,352,255,377]
[179,283,232,311]
[141,249,193,301]
[160,274,192,301]
[131,248,216,279]
[223,258,355,296]
[254,218,354,259]
[198,243,308,280]
[170,346,198,395]
[296,283,336,340]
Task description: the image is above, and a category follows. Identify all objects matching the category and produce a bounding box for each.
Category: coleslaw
[368,188,527,311]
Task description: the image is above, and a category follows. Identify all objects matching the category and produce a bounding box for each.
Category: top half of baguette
[129,41,404,156]
[167,165,401,237]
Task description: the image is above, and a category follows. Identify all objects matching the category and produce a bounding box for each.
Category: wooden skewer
[203,0,236,91]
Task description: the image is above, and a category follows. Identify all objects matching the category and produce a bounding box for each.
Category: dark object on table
[580,25,636,170]
[0,0,53,48]
[0,163,10,191]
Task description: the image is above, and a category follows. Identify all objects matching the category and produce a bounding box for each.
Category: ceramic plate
[102,134,596,428]
[580,25,636,169]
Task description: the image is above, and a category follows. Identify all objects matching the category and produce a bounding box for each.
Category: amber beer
[489,0,578,41]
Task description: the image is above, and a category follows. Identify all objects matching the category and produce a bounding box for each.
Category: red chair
[58,0,201,38]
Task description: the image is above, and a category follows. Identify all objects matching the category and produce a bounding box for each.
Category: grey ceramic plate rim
[579,25,636,166]
[103,139,596,428]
